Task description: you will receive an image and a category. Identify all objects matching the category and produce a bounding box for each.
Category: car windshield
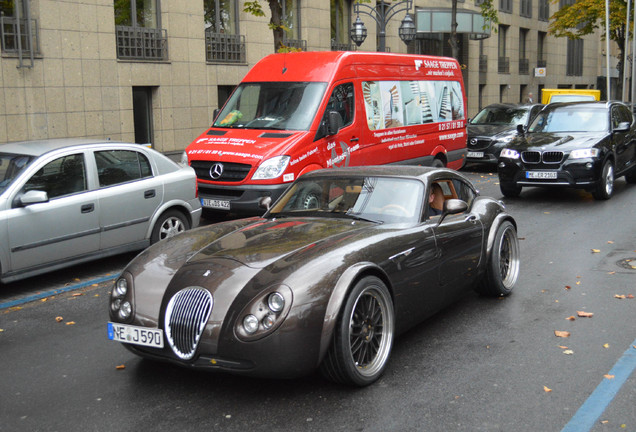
[528,106,608,133]
[268,176,424,224]
[471,106,530,125]
[213,82,327,131]
[0,152,35,194]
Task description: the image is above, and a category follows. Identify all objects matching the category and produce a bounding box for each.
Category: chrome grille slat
[521,150,564,164]
[165,287,213,360]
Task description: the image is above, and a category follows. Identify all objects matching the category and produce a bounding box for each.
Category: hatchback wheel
[151,210,189,244]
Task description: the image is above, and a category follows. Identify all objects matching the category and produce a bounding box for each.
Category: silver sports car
[0,138,201,283]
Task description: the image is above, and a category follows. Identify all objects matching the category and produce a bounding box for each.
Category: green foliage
[479,0,500,33]
[243,1,265,17]
[549,0,628,43]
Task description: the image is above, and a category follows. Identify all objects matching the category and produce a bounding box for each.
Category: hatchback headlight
[252,156,290,180]
[500,148,520,159]
[180,151,189,167]
[570,148,600,159]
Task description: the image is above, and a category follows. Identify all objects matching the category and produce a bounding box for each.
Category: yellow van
[541,89,601,104]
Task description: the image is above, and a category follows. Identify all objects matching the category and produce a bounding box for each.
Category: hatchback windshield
[471,106,531,126]
[269,176,424,224]
[0,153,34,194]
[213,82,327,131]
[528,106,608,133]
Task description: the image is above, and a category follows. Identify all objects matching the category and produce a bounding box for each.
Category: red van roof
[242,51,463,83]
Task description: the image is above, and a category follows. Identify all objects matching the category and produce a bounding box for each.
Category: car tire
[624,167,636,184]
[151,210,190,244]
[592,160,614,200]
[500,181,521,198]
[297,183,321,209]
[475,221,520,297]
[320,276,394,386]
[432,158,445,168]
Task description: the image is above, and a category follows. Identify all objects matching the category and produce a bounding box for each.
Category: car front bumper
[498,157,603,189]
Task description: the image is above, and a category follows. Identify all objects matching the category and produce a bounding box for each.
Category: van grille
[190,161,251,182]
[165,287,213,360]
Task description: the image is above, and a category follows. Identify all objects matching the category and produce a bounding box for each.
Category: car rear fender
[146,199,197,238]
[486,213,518,258]
[317,262,391,362]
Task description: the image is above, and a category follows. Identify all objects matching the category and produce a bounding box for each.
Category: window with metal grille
[114,0,167,61]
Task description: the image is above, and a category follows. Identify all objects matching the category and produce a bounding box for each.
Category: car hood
[509,132,606,151]
[468,123,516,138]
[187,217,373,268]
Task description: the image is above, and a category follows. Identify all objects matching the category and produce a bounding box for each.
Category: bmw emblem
[210,163,224,180]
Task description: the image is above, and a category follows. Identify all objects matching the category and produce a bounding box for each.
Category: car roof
[481,103,540,110]
[298,165,467,183]
[0,138,135,157]
[545,101,619,110]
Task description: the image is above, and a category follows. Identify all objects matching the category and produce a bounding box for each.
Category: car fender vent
[165,287,213,360]
[206,130,227,136]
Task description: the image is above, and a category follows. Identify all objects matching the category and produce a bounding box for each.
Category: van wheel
[151,210,189,244]
[298,183,321,209]
[432,159,445,168]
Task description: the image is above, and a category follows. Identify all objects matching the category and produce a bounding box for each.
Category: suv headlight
[500,148,520,159]
[570,148,600,159]
[252,156,290,180]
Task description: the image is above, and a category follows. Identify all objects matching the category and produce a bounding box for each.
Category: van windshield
[213,82,327,131]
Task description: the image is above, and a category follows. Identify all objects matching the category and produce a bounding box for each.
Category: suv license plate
[526,171,557,179]
[107,322,164,348]
[467,151,484,158]
[201,198,230,210]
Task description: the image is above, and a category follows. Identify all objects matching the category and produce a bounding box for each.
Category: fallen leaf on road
[555,331,571,338]
[116,365,125,370]
[591,249,600,253]
[607,241,614,244]
[627,294,634,299]
[604,374,615,379]
[566,316,576,321]
[608,271,616,275]
[65,321,76,326]
[615,295,627,299]
[55,316,63,322]
[543,386,552,392]
[565,285,572,290]
[40,298,48,302]
[72,292,83,297]
[563,350,574,355]
[558,345,568,349]
[577,311,594,318]
[603,343,610,348]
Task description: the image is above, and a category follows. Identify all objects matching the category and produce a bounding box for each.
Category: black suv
[497,101,636,200]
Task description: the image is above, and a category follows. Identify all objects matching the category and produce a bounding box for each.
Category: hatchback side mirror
[15,190,49,207]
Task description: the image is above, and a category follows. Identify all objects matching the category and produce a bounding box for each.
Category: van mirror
[327,111,344,136]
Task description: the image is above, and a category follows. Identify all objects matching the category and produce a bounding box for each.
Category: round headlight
[262,314,275,329]
[243,315,259,334]
[268,292,285,312]
[118,301,132,319]
[111,298,121,312]
[114,278,128,298]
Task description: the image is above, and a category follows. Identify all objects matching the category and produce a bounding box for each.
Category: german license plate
[107,322,164,348]
[201,198,230,210]
[467,151,484,158]
[526,171,557,179]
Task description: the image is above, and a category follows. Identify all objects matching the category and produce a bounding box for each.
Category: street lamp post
[350,0,416,52]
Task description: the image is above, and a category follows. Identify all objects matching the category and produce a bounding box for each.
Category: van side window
[326,83,354,127]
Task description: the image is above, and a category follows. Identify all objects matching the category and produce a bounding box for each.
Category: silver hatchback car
[0,138,202,283]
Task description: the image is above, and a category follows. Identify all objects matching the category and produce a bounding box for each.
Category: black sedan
[498,101,636,199]
[108,166,520,386]
[467,103,543,164]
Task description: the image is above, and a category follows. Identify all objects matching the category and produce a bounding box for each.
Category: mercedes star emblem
[210,163,224,180]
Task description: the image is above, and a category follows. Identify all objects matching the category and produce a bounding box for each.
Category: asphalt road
[1,166,635,432]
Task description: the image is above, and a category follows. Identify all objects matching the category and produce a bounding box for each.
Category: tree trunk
[268,0,284,52]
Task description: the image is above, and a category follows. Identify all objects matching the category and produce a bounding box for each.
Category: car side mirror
[259,196,272,211]
[437,199,468,225]
[516,124,525,136]
[16,190,49,207]
[327,111,344,136]
[614,121,631,132]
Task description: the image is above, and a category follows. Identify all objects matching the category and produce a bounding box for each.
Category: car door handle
[81,204,95,213]
[465,214,478,223]
[144,190,156,199]
[350,137,359,142]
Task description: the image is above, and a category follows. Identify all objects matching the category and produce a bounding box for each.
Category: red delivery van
[184,51,467,215]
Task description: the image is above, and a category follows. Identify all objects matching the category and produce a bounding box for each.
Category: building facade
[1,0,610,153]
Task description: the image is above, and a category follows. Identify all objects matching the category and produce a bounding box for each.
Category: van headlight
[569,148,599,159]
[252,156,290,180]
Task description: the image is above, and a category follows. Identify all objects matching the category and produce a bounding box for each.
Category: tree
[549,0,628,93]
[244,1,294,52]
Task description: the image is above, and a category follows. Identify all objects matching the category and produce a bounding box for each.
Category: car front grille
[190,160,252,182]
[165,287,213,360]
[521,151,564,164]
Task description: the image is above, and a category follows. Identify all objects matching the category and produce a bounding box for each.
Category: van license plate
[201,198,231,210]
[526,171,557,179]
[107,322,164,348]
[467,151,484,158]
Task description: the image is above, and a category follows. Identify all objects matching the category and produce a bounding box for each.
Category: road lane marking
[0,274,118,310]
[561,338,636,431]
